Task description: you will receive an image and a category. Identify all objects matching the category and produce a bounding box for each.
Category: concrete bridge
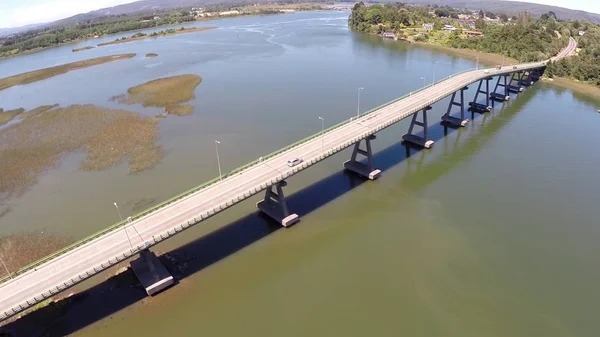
[0,42,574,322]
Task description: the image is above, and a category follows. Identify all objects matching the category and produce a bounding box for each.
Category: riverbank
[0,54,136,91]
[543,77,600,100]
[414,42,518,66]
[97,27,215,47]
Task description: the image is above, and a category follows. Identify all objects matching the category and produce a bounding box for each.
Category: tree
[475,18,486,30]
[479,10,484,19]
[499,13,508,22]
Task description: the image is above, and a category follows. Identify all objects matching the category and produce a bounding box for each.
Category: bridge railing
[0,64,515,285]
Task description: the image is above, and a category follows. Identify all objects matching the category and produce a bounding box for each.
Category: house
[443,25,457,32]
[382,32,396,39]
[579,30,586,36]
[422,23,434,31]
[463,30,483,37]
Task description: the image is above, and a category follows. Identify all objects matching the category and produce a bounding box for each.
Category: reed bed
[0,54,136,91]
[0,104,162,199]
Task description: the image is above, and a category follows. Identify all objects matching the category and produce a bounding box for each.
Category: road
[2,42,576,320]
[552,36,577,60]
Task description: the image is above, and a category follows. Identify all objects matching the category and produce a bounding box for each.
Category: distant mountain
[2,0,600,38]
[402,0,600,23]
[0,23,48,37]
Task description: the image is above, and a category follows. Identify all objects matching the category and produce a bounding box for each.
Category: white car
[287,158,303,167]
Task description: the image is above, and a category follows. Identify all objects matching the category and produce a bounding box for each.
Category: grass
[97,26,216,47]
[116,74,202,115]
[72,46,95,52]
[0,54,136,91]
[0,108,25,126]
[0,104,163,201]
[0,232,72,280]
[146,53,159,57]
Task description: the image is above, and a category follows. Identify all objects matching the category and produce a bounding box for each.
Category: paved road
[552,36,577,60]
[0,57,557,321]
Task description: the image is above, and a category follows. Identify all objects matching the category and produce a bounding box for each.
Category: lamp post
[114,202,134,252]
[421,77,426,87]
[357,87,364,118]
[215,140,222,180]
[318,117,324,154]
[476,52,480,69]
[0,256,11,280]
[432,61,440,84]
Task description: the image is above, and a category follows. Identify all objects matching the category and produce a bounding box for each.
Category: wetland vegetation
[97,27,215,47]
[0,54,136,91]
[115,74,202,115]
[0,104,163,205]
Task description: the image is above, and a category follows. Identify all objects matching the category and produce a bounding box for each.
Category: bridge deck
[0,60,548,321]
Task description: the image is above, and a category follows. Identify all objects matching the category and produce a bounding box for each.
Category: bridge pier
[343,135,382,180]
[403,106,434,148]
[469,77,493,113]
[130,250,174,296]
[257,180,299,227]
[441,86,469,127]
[508,72,524,93]
[490,74,510,102]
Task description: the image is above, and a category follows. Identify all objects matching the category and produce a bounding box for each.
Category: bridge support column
[130,250,174,296]
[441,86,469,127]
[469,77,493,113]
[508,72,524,93]
[257,180,299,227]
[403,106,434,149]
[343,135,382,180]
[490,74,510,101]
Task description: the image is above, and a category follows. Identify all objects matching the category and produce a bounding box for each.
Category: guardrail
[0,63,538,285]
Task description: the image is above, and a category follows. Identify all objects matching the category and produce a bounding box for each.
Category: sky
[0,0,138,28]
[0,0,599,28]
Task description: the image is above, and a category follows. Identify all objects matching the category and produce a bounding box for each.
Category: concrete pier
[256,180,299,227]
[508,85,524,93]
[343,160,381,180]
[402,134,435,149]
[468,102,492,112]
[344,135,381,180]
[441,115,469,127]
[130,250,174,296]
[490,92,510,101]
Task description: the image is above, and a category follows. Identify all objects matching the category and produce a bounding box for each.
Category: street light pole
[114,202,134,252]
[215,140,222,180]
[476,52,480,69]
[0,256,11,280]
[432,61,440,84]
[357,87,364,118]
[318,117,324,154]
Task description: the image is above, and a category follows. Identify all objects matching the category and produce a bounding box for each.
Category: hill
[400,0,600,23]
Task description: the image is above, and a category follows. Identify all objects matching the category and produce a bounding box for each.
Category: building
[463,30,483,37]
[382,32,396,39]
[579,30,586,36]
[443,25,457,32]
[422,23,434,31]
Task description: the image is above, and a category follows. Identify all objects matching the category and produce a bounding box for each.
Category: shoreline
[413,41,518,66]
[97,26,216,47]
[542,77,600,101]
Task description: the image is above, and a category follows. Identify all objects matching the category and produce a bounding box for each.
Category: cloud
[0,0,139,28]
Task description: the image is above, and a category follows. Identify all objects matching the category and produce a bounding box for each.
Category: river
[1,10,599,337]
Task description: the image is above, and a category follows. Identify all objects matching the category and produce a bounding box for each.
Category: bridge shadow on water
[1,90,534,337]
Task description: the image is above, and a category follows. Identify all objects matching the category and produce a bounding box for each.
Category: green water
[0,11,599,337]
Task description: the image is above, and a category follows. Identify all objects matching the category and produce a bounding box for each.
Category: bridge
[0,40,575,322]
